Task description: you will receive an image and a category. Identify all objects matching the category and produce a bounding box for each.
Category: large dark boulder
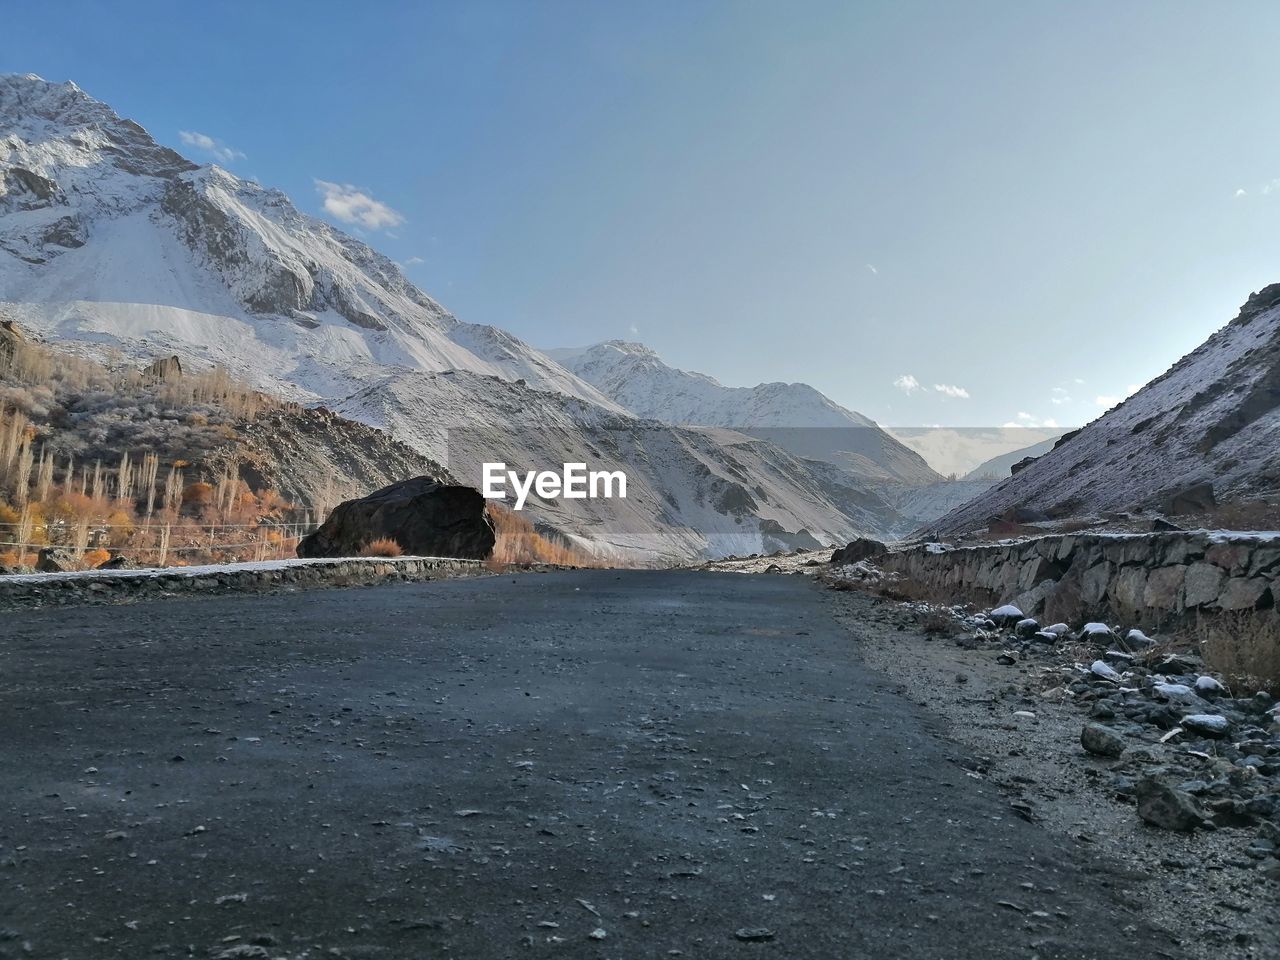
[297,477,495,560]
[830,537,888,565]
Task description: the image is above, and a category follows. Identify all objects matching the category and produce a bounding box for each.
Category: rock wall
[0,556,485,610]
[881,532,1280,628]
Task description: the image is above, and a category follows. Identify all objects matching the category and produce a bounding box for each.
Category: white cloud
[179,130,245,164]
[1051,386,1071,405]
[933,383,969,399]
[314,180,405,231]
[865,263,878,275]
[403,256,425,266]
[628,323,639,336]
[893,374,921,394]
[1236,188,1248,197]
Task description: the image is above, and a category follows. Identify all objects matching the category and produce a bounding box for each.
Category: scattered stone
[1014,618,1040,638]
[1152,653,1200,674]
[1089,660,1122,683]
[734,928,776,943]
[1181,714,1231,738]
[1079,622,1115,643]
[1081,724,1126,758]
[1136,777,1210,831]
[1194,675,1226,697]
[989,604,1024,627]
[1122,628,1155,650]
[1152,683,1198,704]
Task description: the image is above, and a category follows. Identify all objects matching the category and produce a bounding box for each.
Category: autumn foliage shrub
[486,503,600,568]
[359,537,403,558]
[82,548,111,569]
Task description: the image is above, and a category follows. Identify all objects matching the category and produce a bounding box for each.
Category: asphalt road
[0,570,1179,959]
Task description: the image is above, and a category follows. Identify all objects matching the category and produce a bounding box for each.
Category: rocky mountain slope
[0,73,914,557]
[335,368,909,558]
[0,323,449,515]
[549,340,939,485]
[934,286,1280,534]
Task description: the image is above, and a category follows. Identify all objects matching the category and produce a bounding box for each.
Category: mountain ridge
[932,285,1280,533]
[549,340,940,485]
[0,73,922,556]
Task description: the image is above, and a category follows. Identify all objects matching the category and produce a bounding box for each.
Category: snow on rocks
[1152,683,1199,704]
[1194,675,1227,697]
[1014,617,1040,638]
[1090,660,1123,683]
[1078,622,1116,642]
[1123,628,1156,649]
[897,595,1280,852]
[988,604,1024,627]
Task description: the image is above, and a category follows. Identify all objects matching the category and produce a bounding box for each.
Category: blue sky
[6,0,1280,428]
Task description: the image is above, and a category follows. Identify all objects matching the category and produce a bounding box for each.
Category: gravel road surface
[1,570,1182,959]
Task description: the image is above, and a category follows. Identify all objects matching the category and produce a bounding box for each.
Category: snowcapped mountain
[0,75,619,409]
[548,341,939,485]
[336,368,909,559]
[934,286,1280,534]
[0,73,916,557]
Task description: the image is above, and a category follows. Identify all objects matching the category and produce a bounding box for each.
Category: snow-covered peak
[0,73,612,408]
[1,73,195,202]
[548,340,940,484]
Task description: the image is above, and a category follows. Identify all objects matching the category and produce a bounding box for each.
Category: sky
[5,0,1280,429]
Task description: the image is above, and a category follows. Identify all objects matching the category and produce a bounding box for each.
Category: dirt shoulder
[819,586,1278,960]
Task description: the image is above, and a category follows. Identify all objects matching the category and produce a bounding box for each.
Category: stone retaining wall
[880,532,1280,628]
[0,556,487,609]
